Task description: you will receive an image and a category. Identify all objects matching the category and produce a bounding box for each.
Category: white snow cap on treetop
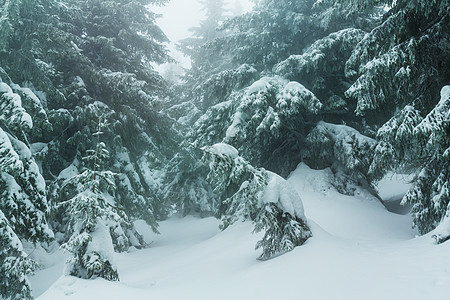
[440,85,450,104]
[203,143,239,159]
[247,77,273,94]
[0,82,13,94]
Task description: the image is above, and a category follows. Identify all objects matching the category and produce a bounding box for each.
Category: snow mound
[377,172,413,201]
[33,163,450,300]
[432,212,450,244]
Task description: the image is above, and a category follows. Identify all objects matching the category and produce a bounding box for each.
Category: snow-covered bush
[202,143,311,260]
[305,121,377,194]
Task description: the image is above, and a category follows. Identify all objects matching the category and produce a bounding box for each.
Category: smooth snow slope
[33,163,450,300]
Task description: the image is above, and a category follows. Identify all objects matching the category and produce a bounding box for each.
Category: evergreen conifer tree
[58,118,124,281]
[202,143,311,260]
[168,0,384,216]
[333,0,449,236]
[0,75,52,299]
[1,0,175,253]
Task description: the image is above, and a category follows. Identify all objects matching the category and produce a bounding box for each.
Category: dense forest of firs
[0,0,449,298]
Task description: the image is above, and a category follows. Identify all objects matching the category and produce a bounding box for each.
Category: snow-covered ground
[31,163,450,300]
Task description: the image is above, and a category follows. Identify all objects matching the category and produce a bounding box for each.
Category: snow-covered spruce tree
[371,86,450,239]
[193,76,322,177]
[0,76,52,299]
[178,0,228,57]
[183,0,383,178]
[58,119,124,281]
[47,102,158,252]
[175,0,237,115]
[164,0,378,216]
[331,0,450,237]
[342,0,449,122]
[202,143,311,260]
[178,0,376,120]
[273,28,367,127]
[210,0,379,73]
[1,0,177,247]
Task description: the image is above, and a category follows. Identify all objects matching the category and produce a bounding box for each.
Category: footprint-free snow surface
[32,163,450,300]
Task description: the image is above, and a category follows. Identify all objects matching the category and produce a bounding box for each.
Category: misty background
[152,0,254,76]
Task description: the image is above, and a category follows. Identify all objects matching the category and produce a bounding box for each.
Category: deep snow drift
[31,163,450,300]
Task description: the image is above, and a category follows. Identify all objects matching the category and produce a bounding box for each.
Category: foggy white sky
[151,0,254,69]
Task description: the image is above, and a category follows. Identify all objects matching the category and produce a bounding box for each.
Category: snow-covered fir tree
[0,75,53,299]
[166,0,386,217]
[1,0,176,249]
[334,0,450,237]
[193,77,323,177]
[202,143,312,260]
[185,0,382,175]
[209,0,379,73]
[58,119,124,281]
[371,86,450,238]
[47,102,159,252]
[176,0,232,114]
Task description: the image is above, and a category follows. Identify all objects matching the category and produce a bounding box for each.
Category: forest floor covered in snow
[31,163,450,300]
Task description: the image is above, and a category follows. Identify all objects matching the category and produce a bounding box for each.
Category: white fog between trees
[0,0,449,299]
